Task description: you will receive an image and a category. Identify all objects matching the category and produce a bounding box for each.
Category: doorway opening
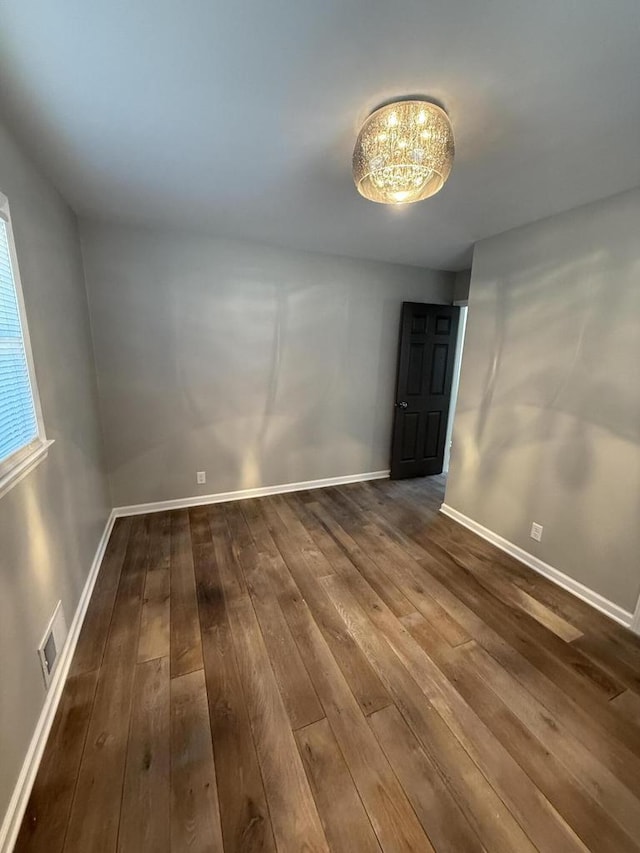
[390,301,464,480]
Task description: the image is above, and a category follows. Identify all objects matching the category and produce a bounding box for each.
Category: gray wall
[445,187,640,612]
[453,269,471,302]
[80,222,454,507]
[0,124,110,821]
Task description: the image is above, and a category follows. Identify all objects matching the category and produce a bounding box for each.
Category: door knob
[396,401,408,409]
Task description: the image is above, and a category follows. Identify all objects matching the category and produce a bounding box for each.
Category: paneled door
[390,302,460,478]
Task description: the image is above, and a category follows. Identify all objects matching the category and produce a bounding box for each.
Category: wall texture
[445,187,640,612]
[80,222,454,507]
[0,124,110,823]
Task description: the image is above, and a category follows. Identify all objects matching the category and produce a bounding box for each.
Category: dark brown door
[390,302,460,479]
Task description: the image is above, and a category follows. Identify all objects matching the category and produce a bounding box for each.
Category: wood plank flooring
[15,475,640,853]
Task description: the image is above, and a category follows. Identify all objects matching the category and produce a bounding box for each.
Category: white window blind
[0,215,39,467]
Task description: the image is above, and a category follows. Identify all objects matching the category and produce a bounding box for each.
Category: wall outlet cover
[196,471,206,484]
[530,522,543,542]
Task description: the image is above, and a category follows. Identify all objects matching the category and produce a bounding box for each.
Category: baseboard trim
[0,510,117,853]
[113,469,391,518]
[440,503,635,630]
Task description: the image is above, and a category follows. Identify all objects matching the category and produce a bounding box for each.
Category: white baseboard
[0,510,117,853]
[440,503,636,631]
[113,469,390,518]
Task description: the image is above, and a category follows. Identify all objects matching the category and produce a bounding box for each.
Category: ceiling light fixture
[352,100,454,204]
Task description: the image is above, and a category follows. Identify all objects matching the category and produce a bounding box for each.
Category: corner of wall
[76,217,114,509]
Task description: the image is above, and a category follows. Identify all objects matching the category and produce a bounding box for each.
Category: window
[0,192,51,496]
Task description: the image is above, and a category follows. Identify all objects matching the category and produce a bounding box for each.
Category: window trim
[0,191,53,499]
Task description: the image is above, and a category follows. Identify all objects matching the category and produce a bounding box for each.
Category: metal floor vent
[37,601,68,688]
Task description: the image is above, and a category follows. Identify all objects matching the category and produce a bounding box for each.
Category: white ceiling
[1,0,639,270]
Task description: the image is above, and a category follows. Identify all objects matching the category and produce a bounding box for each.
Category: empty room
[1,1,639,851]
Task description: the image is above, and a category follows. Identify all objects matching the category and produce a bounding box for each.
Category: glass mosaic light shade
[353,100,454,204]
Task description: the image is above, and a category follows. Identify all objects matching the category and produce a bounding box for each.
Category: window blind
[0,217,38,466]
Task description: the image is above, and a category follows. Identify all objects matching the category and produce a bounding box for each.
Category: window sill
[0,439,54,500]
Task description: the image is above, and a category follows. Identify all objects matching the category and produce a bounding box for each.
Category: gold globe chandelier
[352,100,454,204]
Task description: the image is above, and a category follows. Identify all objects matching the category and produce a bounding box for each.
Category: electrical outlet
[530,522,543,542]
[196,471,206,485]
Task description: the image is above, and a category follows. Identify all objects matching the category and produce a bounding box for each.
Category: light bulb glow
[353,100,454,204]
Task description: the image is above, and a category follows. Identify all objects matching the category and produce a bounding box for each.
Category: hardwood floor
[15,475,640,852]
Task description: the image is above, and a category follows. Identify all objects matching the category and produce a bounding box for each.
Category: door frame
[443,299,468,473]
[390,302,460,479]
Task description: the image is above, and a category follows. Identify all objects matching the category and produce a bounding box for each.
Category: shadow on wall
[103,268,403,497]
[467,240,640,496]
[448,204,640,609]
